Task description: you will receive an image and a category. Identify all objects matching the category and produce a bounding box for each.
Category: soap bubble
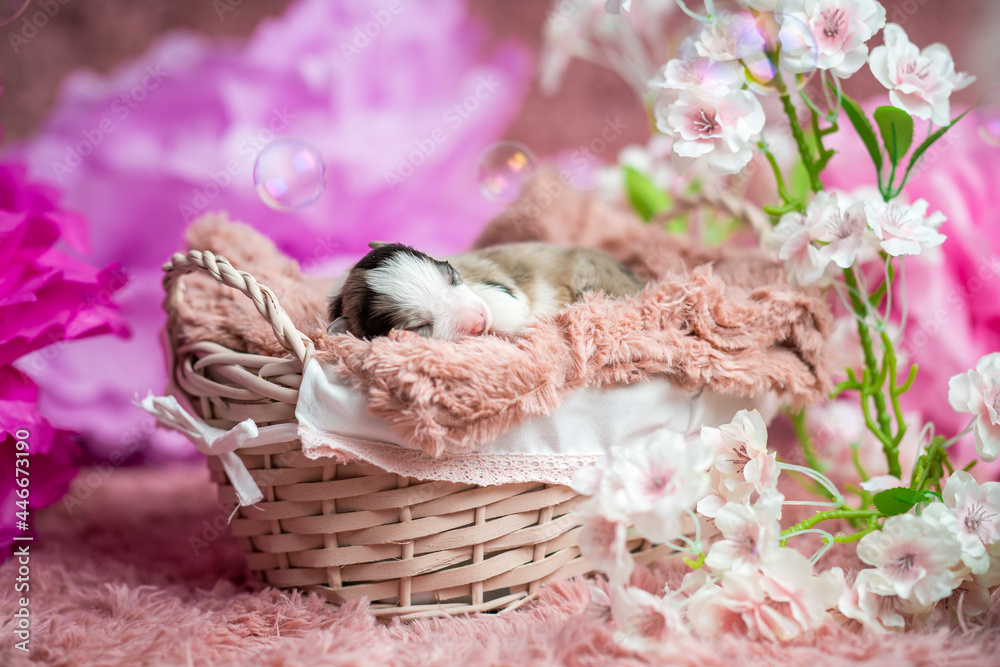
[977,89,1000,147]
[744,13,817,95]
[253,139,327,210]
[0,0,29,26]
[476,141,537,203]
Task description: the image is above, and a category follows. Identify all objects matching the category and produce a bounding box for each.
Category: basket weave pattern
[163,250,668,619]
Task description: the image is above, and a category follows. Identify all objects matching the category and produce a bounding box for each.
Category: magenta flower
[0,163,128,557]
[6,0,531,460]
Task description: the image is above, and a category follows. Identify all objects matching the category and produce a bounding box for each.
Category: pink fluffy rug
[3,465,999,666]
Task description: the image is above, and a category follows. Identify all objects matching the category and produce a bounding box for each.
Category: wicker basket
[161,249,675,620]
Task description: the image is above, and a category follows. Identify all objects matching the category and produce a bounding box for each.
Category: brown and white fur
[327,242,644,341]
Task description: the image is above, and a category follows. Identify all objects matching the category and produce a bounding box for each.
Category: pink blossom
[704,491,783,574]
[923,471,1000,574]
[655,88,766,175]
[687,569,817,642]
[864,198,946,257]
[650,55,745,98]
[856,513,963,609]
[610,585,689,651]
[767,204,833,286]
[777,0,887,78]
[837,568,907,632]
[576,498,635,586]
[869,23,974,125]
[698,409,778,516]
[0,163,127,557]
[609,431,714,544]
[694,12,766,63]
[758,550,843,633]
[7,0,531,461]
[948,353,1000,462]
[814,192,870,268]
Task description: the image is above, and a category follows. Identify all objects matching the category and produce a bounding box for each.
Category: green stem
[850,445,870,483]
[843,266,900,478]
[774,73,823,193]
[758,143,796,210]
[808,103,837,174]
[789,408,824,472]
[780,509,882,538]
[868,259,895,310]
[832,516,880,543]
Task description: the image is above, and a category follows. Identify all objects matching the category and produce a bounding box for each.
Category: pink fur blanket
[171,176,833,456]
[5,465,998,666]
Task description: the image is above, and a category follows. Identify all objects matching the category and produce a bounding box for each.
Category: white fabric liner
[296,358,778,487]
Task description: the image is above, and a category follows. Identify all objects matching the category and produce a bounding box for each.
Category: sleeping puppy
[327,242,644,341]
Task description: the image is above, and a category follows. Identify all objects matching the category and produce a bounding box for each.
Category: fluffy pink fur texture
[3,465,999,666]
[172,174,834,456]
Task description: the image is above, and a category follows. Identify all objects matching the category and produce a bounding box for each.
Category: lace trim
[297,425,599,487]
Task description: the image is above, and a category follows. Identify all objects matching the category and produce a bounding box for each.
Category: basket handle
[162,249,315,368]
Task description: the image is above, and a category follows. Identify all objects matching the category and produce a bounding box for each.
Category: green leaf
[834,88,883,177]
[873,487,926,516]
[663,215,689,236]
[623,165,671,222]
[898,108,973,191]
[874,106,914,166]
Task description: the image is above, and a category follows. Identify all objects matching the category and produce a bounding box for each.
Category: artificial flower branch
[572,0,997,643]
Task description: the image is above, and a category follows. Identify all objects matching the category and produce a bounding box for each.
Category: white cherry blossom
[758,549,843,633]
[924,471,1000,575]
[864,198,946,257]
[694,12,766,63]
[776,0,887,78]
[655,88,766,175]
[837,568,907,632]
[650,55,746,98]
[610,585,689,651]
[698,410,778,518]
[576,499,636,586]
[813,192,869,268]
[705,491,784,574]
[856,513,963,609]
[948,352,1000,462]
[767,201,833,286]
[869,23,975,125]
[600,430,714,544]
[687,559,837,642]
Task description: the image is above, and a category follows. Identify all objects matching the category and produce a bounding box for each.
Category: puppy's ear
[326,317,352,336]
[368,241,390,250]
